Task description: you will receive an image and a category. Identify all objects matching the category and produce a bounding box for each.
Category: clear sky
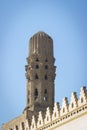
[0,0,87,128]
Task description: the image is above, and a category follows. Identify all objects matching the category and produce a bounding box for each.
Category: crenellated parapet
[30,86,87,130]
[2,86,87,130]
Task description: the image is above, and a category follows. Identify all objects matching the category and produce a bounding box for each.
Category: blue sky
[0,0,87,128]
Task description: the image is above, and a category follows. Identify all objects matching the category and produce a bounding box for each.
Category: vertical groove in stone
[29,32,54,58]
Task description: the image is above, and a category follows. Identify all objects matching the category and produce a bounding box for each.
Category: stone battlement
[2,86,87,130]
[30,86,87,130]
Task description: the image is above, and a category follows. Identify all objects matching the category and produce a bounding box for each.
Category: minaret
[25,31,56,113]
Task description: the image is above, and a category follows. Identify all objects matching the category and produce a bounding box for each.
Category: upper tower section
[29,31,54,58]
[25,31,56,113]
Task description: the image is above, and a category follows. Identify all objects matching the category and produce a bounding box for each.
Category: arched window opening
[45,59,48,62]
[44,89,47,94]
[29,76,30,80]
[45,75,48,80]
[34,88,38,100]
[35,74,39,79]
[36,58,39,62]
[45,65,48,69]
[36,64,39,69]
[35,88,38,96]
[28,76,30,82]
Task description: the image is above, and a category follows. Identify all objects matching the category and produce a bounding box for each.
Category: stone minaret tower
[25,31,56,114]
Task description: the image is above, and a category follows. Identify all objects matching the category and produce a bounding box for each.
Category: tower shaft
[25,31,56,112]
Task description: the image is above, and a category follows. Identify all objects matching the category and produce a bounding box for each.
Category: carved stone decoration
[60,97,69,116]
[37,111,44,128]
[52,102,60,120]
[78,86,87,106]
[31,115,37,130]
[69,92,78,111]
[44,107,52,124]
